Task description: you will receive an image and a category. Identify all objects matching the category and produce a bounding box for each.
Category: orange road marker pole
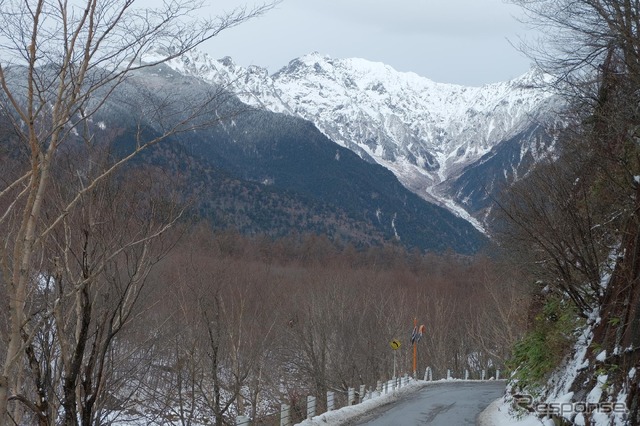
[412,317,417,378]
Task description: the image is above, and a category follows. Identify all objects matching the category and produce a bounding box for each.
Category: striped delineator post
[327,391,335,411]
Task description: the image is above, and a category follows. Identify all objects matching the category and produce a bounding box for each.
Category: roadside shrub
[507,293,582,391]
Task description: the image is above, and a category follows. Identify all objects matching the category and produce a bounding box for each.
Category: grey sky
[201,0,536,86]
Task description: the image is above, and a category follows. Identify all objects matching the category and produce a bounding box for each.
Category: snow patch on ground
[478,398,555,426]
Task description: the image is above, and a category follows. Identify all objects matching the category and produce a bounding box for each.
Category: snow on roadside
[478,397,556,426]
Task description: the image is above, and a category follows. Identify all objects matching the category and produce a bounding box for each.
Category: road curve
[349,381,505,426]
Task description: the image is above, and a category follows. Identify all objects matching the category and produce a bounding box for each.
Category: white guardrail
[234,367,501,426]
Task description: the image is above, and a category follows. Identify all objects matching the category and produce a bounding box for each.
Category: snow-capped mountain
[151,49,560,232]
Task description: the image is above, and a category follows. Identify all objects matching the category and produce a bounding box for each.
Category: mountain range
[154,49,563,232]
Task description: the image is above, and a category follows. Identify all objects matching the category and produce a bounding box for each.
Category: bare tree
[512,0,640,98]
[38,164,183,425]
[468,262,531,368]
[0,0,279,423]
[495,147,616,316]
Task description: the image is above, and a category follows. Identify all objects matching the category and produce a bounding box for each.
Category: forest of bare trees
[27,223,528,425]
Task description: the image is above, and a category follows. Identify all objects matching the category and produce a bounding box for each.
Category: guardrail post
[447,369,451,380]
[464,369,469,380]
[359,384,366,403]
[424,366,432,381]
[496,369,500,380]
[348,387,355,405]
[481,370,486,380]
[327,391,335,411]
[376,380,382,393]
[307,395,316,419]
[280,403,290,426]
[236,415,250,426]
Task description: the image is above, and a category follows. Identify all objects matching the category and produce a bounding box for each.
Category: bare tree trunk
[0,376,7,426]
[3,154,52,422]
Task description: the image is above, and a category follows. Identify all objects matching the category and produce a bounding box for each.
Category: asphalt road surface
[350,381,505,426]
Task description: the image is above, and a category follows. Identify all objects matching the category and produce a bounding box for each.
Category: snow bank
[294,380,441,425]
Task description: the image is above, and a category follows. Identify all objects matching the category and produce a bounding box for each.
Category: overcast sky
[199,0,537,87]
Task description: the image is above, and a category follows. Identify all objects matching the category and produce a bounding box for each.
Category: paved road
[351,381,505,426]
